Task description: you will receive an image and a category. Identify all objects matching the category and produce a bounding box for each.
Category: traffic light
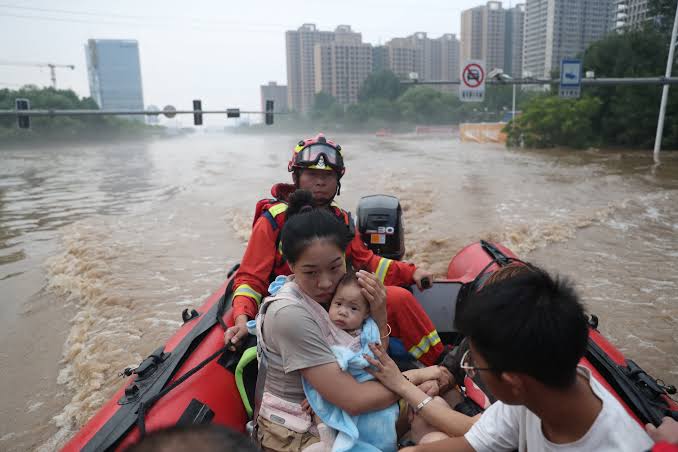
[265,100,274,125]
[193,99,203,126]
[16,98,30,129]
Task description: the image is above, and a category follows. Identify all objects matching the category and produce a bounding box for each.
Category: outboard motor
[356,195,405,260]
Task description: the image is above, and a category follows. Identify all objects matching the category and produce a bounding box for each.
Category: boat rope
[136,344,230,438]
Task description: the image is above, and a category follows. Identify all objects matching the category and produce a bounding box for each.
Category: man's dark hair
[281,189,353,264]
[457,265,589,389]
[125,424,258,452]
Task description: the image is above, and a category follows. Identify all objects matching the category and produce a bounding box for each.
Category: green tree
[345,103,369,127]
[0,86,158,144]
[358,70,406,102]
[506,96,603,149]
[312,91,337,113]
[583,27,678,148]
[649,0,678,34]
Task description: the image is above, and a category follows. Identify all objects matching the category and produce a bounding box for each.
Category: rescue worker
[225,134,443,366]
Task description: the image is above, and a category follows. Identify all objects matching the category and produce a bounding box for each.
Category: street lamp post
[653,0,678,163]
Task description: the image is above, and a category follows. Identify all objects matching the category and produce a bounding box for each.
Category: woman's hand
[436,366,455,394]
[418,380,440,397]
[356,270,387,327]
[404,366,442,386]
[364,343,410,394]
[224,314,249,351]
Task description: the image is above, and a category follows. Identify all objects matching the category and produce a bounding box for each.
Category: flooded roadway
[0,134,676,450]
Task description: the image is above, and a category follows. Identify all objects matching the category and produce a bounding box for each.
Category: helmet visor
[295,144,344,170]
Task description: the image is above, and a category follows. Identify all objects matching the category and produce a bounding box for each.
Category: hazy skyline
[1,0,511,125]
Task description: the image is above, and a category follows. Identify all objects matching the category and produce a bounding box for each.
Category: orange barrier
[415,125,457,135]
[460,122,508,144]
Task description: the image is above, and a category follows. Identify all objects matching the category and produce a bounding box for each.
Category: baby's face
[329,283,369,331]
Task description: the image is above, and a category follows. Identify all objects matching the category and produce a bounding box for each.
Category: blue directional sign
[559,59,582,99]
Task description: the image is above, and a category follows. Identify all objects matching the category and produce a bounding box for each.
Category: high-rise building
[483,2,507,73]
[372,46,390,73]
[384,37,416,79]
[260,81,288,113]
[436,34,461,81]
[614,0,651,30]
[461,6,485,63]
[285,24,361,112]
[314,42,373,105]
[460,2,526,77]
[505,4,525,77]
[523,0,615,79]
[385,33,459,81]
[85,39,144,119]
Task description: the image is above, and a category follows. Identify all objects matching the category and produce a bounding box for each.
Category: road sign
[559,59,582,99]
[163,105,177,118]
[460,60,486,102]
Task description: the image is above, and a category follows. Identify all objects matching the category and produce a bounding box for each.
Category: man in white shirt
[403,265,653,452]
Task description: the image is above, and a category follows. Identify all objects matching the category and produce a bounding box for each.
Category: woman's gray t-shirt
[261,298,336,404]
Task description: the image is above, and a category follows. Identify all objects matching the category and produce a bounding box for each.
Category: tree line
[0,86,161,144]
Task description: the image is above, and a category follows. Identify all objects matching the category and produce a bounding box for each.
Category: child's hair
[457,264,588,389]
[334,270,369,311]
[281,189,353,264]
[337,270,359,289]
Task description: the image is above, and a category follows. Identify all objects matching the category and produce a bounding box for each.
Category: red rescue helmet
[288,133,345,179]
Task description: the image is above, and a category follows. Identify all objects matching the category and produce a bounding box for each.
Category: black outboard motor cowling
[356,195,405,260]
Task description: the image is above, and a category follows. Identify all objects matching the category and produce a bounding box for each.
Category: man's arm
[345,228,417,286]
[231,216,280,320]
[225,217,280,348]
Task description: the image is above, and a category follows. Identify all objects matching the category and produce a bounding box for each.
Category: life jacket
[252,184,355,273]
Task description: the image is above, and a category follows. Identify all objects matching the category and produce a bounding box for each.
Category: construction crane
[0,61,75,89]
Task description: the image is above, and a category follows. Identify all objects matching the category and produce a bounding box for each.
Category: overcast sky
[0,0,513,125]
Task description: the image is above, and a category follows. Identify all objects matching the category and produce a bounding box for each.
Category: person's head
[329,271,370,330]
[288,134,345,206]
[457,265,588,404]
[281,189,353,304]
[125,424,258,452]
[455,261,532,332]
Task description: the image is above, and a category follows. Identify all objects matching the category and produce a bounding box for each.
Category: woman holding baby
[249,189,473,452]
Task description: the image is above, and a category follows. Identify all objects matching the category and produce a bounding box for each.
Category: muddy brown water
[1,134,676,450]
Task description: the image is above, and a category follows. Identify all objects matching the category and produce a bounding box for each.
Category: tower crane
[0,61,75,89]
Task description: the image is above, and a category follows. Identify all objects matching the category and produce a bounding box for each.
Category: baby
[303,271,399,452]
[328,271,370,337]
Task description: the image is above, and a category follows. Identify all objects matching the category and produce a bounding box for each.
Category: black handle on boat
[480,240,511,266]
[420,277,432,289]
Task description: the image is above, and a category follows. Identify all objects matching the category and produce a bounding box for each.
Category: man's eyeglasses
[460,349,495,379]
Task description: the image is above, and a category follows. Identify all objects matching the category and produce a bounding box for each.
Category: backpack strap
[252,297,278,426]
[253,199,288,230]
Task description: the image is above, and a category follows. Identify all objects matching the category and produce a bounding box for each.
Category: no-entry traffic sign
[460,60,485,102]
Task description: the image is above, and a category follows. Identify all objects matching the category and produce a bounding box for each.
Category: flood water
[1,133,676,450]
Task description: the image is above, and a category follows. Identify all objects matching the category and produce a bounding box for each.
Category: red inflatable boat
[62,196,677,451]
